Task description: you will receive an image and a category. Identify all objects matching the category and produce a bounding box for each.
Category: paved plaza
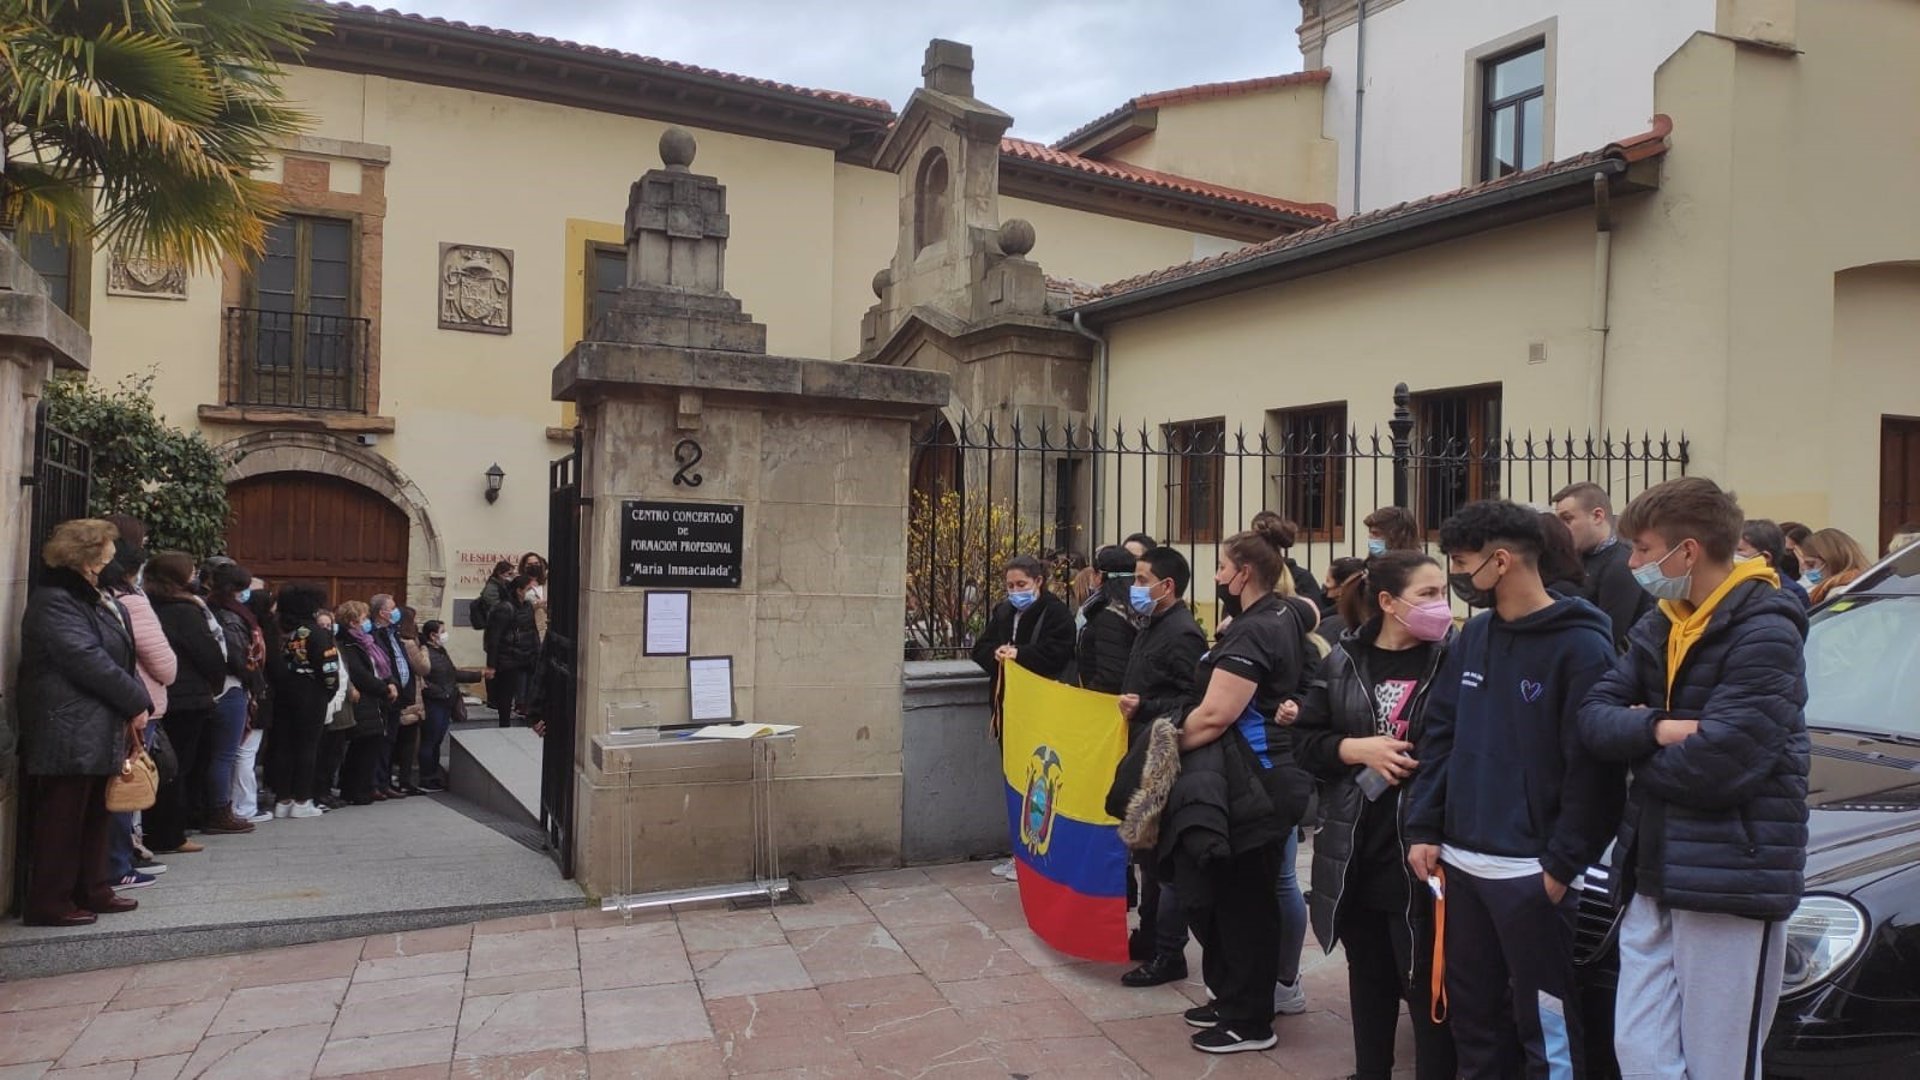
[0,858,1400,1079]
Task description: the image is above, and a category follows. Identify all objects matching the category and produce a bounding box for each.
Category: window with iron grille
[229,214,366,411]
[1480,42,1546,180]
[1270,403,1349,540]
[1414,384,1502,531]
[1164,419,1226,544]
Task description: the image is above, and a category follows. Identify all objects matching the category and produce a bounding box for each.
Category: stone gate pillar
[553,130,949,897]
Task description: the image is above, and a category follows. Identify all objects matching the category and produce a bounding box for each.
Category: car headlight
[1780,895,1868,997]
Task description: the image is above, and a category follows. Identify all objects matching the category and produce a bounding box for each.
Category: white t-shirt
[1441,845,1585,892]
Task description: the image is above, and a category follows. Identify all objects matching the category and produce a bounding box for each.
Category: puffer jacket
[1074,592,1137,694]
[18,568,152,776]
[1293,619,1450,952]
[1151,732,1282,901]
[1579,578,1810,919]
[485,597,540,671]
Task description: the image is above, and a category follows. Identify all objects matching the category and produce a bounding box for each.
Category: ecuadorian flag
[999,662,1131,963]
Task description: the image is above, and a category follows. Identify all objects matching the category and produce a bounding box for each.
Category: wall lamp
[485,463,505,504]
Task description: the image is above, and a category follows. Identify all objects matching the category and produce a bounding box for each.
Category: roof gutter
[1067,155,1634,325]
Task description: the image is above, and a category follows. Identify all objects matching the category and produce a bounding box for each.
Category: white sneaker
[990,859,1016,879]
[1272,978,1307,1016]
[245,811,274,824]
[289,801,325,819]
[273,801,293,819]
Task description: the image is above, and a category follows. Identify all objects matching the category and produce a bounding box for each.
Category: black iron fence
[223,307,369,412]
[540,435,584,879]
[906,384,1688,659]
[26,400,92,586]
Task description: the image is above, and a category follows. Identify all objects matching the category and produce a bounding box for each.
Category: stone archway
[218,430,448,614]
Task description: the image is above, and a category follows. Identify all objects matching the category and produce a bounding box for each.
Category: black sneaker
[1191,1025,1277,1054]
[1183,1004,1221,1029]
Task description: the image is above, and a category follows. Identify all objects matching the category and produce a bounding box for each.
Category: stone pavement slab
[0,860,1403,1078]
[0,794,585,979]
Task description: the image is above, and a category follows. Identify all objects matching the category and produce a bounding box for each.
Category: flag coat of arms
[999,662,1131,963]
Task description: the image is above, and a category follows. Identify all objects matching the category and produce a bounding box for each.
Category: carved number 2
[673,439,704,488]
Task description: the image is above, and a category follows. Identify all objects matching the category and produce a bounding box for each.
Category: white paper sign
[645,591,690,657]
[688,656,735,722]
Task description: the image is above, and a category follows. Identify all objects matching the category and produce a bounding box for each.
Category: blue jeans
[1276,829,1306,985]
[207,688,248,817]
[421,700,453,782]
[108,810,136,879]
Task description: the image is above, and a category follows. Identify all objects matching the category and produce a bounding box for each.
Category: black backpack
[468,583,494,630]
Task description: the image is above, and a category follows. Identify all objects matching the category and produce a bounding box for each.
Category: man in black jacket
[1580,478,1808,1080]
[1403,501,1622,1080]
[1553,482,1652,651]
[1116,546,1207,988]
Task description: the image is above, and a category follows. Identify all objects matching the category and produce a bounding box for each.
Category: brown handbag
[106,733,159,813]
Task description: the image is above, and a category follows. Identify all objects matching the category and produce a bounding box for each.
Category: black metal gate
[539,434,583,878]
[13,400,93,913]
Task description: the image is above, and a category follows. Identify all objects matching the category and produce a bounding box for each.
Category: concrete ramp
[448,726,544,830]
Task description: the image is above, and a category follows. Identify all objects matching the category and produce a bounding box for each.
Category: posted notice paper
[688,656,736,722]
[644,591,690,656]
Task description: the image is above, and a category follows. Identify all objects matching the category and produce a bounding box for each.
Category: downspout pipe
[1588,173,1613,438]
[1071,311,1109,543]
[1352,0,1368,211]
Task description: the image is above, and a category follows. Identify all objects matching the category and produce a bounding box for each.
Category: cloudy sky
[387,0,1306,142]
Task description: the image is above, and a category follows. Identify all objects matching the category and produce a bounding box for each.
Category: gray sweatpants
[1613,893,1787,1080]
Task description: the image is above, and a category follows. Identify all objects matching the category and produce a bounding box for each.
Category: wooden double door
[226,472,408,608]
[1885,417,1920,554]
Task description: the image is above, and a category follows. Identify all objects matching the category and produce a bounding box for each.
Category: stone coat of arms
[439,244,512,334]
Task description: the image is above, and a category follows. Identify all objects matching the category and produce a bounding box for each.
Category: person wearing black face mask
[1402,500,1624,1080]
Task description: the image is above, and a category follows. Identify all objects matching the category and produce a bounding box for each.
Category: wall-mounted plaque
[106,246,188,300]
[438,243,512,334]
[619,500,744,589]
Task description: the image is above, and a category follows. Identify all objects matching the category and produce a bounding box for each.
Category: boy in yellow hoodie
[1579,477,1809,1080]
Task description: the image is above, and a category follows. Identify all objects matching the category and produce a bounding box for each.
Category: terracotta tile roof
[1081,115,1673,308]
[1001,137,1337,223]
[1134,70,1333,109]
[1044,276,1103,308]
[1055,70,1331,151]
[322,4,894,113]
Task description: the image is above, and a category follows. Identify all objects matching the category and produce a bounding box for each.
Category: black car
[1575,543,1920,1078]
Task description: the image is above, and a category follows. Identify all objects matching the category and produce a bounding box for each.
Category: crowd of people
[975,480,1901,1070]
[14,514,510,928]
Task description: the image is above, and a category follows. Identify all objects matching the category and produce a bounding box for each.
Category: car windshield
[1805,594,1920,740]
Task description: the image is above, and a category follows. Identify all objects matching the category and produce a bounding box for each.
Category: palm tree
[0,0,328,269]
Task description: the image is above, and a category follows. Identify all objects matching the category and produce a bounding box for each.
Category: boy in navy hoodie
[1404,500,1624,1080]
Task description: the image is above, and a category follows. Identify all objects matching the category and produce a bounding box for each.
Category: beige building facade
[1071,0,1920,556]
[42,7,1328,659]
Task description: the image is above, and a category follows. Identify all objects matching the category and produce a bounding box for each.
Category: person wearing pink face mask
[1293,550,1457,1080]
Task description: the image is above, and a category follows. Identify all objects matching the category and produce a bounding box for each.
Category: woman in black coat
[267,583,337,817]
[142,551,232,852]
[334,600,397,804]
[484,575,540,727]
[1075,545,1139,694]
[19,519,153,927]
[969,555,1075,682]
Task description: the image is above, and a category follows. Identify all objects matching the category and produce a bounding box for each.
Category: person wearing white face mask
[1115,546,1208,988]
[418,619,491,791]
[1580,477,1810,1080]
[1294,550,1457,1080]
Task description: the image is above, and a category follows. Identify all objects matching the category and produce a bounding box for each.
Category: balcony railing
[224,307,369,412]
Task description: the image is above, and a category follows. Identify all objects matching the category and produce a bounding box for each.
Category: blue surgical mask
[388,608,403,626]
[1129,584,1158,616]
[237,588,252,605]
[1804,567,1824,586]
[1367,538,1387,558]
[1632,545,1692,602]
[1008,589,1037,612]
[359,618,374,634]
